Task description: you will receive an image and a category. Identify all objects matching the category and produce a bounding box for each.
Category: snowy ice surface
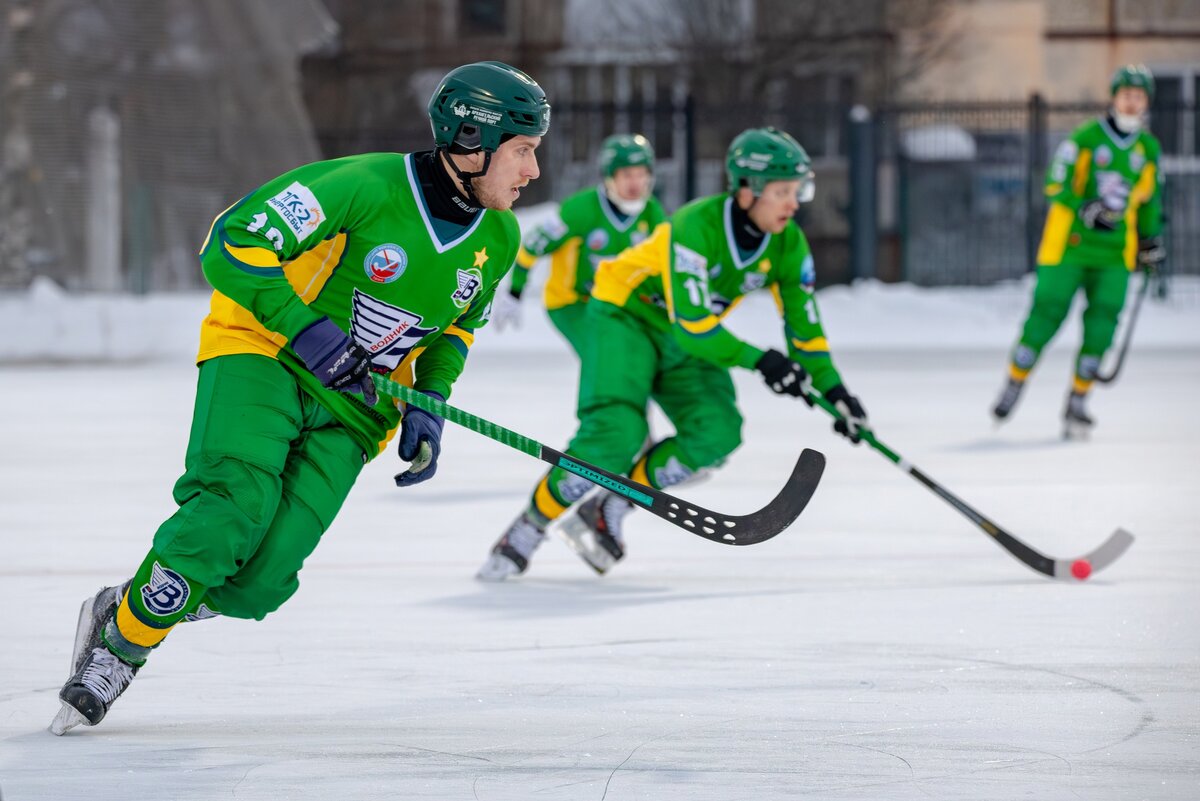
[1,322,1198,798]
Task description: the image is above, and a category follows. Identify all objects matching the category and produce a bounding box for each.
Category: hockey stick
[372,373,826,545]
[1096,268,1151,384]
[808,391,1133,580]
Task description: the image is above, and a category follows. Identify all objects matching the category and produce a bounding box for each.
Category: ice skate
[1063,391,1094,440]
[991,377,1026,422]
[477,511,547,581]
[50,646,139,735]
[556,492,632,575]
[49,581,132,735]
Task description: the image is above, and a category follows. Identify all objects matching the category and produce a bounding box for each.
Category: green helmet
[1110,63,1155,102]
[600,134,655,177]
[428,61,551,153]
[726,127,814,201]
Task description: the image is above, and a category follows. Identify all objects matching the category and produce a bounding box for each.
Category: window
[1149,67,1199,157]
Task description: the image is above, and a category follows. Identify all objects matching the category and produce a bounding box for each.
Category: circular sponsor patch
[587,228,610,251]
[1094,145,1112,168]
[364,244,407,284]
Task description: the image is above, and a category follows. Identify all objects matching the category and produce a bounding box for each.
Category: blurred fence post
[86,105,122,292]
[683,92,696,202]
[1025,92,1046,274]
[848,104,877,281]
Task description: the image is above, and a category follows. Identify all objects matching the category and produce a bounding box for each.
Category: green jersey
[510,186,666,309]
[1038,117,1162,269]
[592,192,843,392]
[197,152,519,456]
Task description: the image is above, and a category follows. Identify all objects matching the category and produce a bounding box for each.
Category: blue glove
[825,384,868,445]
[395,392,445,487]
[291,317,378,406]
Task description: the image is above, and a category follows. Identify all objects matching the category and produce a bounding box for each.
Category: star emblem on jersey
[349,289,438,371]
[364,243,408,284]
[473,247,489,268]
[452,268,484,308]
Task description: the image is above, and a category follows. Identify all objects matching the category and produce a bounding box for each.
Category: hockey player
[49,61,550,734]
[992,64,1164,436]
[490,133,667,359]
[478,127,869,580]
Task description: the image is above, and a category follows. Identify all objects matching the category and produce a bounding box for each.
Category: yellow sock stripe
[1072,376,1093,394]
[533,476,569,520]
[630,454,650,487]
[116,590,175,648]
[1009,364,1031,381]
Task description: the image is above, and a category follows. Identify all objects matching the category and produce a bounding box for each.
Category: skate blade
[49,702,88,736]
[1062,420,1093,441]
[475,553,522,582]
[556,520,617,575]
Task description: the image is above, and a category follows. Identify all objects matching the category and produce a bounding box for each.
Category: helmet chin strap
[439,147,493,208]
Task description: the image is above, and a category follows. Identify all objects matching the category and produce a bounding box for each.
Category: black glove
[825,384,868,445]
[755,349,813,404]
[1078,200,1121,231]
[1137,236,1165,270]
[291,317,378,406]
[394,392,446,487]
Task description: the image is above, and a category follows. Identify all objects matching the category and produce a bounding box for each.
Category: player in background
[478,127,869,580]
[992,64,1164,437]
[490,133,667,360]
[50,61,550,734]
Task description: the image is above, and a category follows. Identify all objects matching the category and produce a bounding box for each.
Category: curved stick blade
[1053,528,1135,581]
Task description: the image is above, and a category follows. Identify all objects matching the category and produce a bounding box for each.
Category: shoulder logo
[266,181,324,244]
[452,268,484,308]
[1129,150,1145,172]
[141,561,190,616]
[673,243,708,279]
[799,254,816,289]
[350,289,438,371]
[364,244,408,284]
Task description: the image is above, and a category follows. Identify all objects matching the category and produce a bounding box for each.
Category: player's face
[745,179,802,234]
[609,165,653,201]
[471,135,542,211]
[1113,86,1149,117]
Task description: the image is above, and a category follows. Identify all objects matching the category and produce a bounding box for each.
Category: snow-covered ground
[1,282,1198,798]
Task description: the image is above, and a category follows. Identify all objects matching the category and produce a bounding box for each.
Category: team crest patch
[1129,150,1145,172]
[266,181,324,244]
[1095,145,1113,167]
[740,272,767,293]
[364,244,407,283]
[349,289,438,371]
[141,562,190,617]
[452,268,484,308]
[587,228,610,251]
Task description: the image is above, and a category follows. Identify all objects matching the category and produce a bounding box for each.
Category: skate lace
[79,648,134,704]
[599,496,633,541]
[505,515,546,558]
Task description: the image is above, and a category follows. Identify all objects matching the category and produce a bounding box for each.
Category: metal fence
[3,60,1196,294]
[875,97,1199,289]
